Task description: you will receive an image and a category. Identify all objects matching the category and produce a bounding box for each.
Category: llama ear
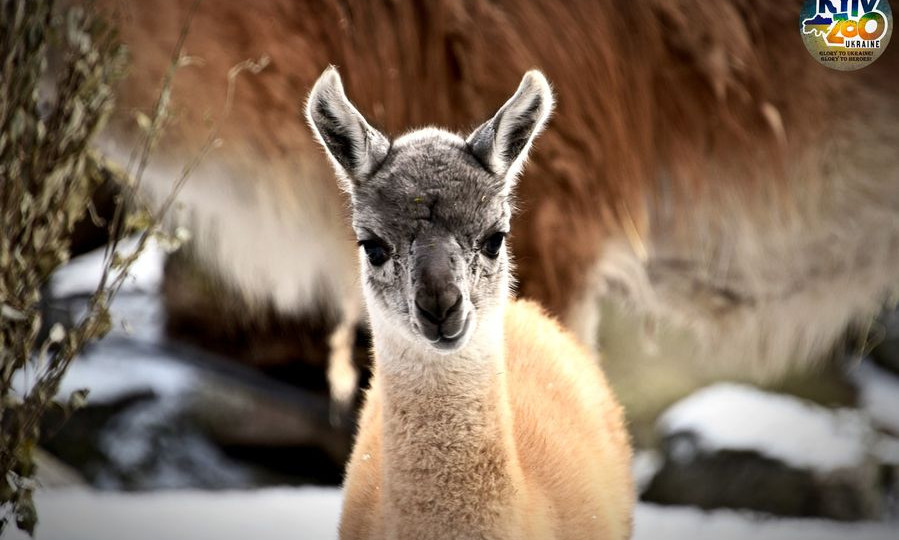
[305,66,390,191]
[467,70,554,186]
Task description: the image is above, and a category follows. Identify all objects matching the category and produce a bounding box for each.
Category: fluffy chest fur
[338,300,634,540]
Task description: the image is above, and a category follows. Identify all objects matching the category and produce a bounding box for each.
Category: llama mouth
[426,314,472,351]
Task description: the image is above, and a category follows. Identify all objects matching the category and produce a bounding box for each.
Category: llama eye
[481,232,506,259]
[359,238,391,267]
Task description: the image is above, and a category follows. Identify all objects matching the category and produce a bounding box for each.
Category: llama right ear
[305,66,390,191]
[467,70,554,187]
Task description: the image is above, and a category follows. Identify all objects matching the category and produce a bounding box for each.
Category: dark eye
[359,238,391,267]
[481,232,506,259]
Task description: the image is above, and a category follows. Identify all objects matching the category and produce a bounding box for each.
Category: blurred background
[3,0,899,538]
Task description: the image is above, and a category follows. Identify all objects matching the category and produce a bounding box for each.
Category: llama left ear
[467,70,554,187]
[305,66,390,192]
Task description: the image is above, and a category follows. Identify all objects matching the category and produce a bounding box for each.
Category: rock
[870,308,899,375]
[38,242,357,489]
[643,383,883,521]
[873,435,899,521]
[180,345,354,484]
[41,332,353,489]
[39,269,353,489]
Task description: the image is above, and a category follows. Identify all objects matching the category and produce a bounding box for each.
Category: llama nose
[415,283,462,324]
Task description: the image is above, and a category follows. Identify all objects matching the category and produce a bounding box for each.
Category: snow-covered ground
[50,235,166,298]
[4,488,896,540]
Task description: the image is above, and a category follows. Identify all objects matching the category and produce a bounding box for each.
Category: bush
[1,0,266,531]
[0,0,127,534]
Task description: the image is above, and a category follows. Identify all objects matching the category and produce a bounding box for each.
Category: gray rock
[871,307,899,375]
[39,246,356,490]
[643,383,883,521]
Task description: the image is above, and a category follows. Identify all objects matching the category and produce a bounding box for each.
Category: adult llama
[95,0,899,400]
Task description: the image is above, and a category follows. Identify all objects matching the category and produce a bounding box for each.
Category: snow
[658,383,872,472]
[850,360,899,435]
[55,341,195,404]
[12,308,195,406]
[5,488,342,540]
[50,236,165,298]
[632,503,897,540]
[4,488,896,540]
[632,449,663,494]
[24,233,190,405]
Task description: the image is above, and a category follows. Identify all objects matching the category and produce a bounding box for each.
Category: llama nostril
[415,298,439,325]
[415,284,462,324]
[446,291,462,315]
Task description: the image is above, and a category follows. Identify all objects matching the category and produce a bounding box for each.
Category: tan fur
[95,0,899,381]
[341,299,634,539]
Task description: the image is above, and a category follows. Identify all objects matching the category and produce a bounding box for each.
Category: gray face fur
[306,67,553,353]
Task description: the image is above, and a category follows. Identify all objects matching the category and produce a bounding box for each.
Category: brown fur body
[341,299,634,539]
[97,0,899,376]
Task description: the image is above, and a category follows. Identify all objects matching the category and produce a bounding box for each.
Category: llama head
[306,67,553,353]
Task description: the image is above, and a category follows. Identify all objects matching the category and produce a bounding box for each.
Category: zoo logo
[800,0,893,70]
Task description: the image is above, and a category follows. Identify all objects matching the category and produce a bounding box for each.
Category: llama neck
[371,319,525,538]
